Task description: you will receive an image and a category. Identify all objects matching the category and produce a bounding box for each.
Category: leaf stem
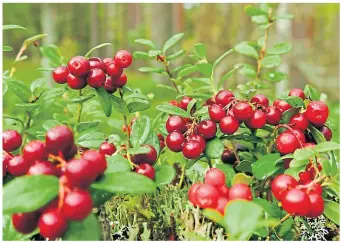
[207,158,213,168]
[76,89,83,123]
[10,44,27,77]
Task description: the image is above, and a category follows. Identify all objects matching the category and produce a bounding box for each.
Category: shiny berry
[166,131,185,152]
[289,88,305,100]
[271,174,298,200]
[205,168,226,186]
[114,50,133,68]
[104,76,117,93]
[221,149,236,165]
[305,183,323,195]
[182,140,202,159]
[64,144,78,160]
[3,130,22,152]
[62,190,93,221]
[180,96,193,111]
[307,193,324,217]
[245,110,266,129]
[265,106,282,125]
[215,90,234,107]
[319,125,332,141]
[216,185,229,198]
[288,129,306,144]
[232,102,253,121]
[67,56,90,77]
[289,113,309,131]
[65,158,97,188]
[103,58,113,66]
[187,134,206,151]
[276,131,300,154]
[99,142,116,156]
[205,97,215,107]
[228,183,252,201]
[39,209,68,240]
[188,183,202,206]
[169,100,180,107]
[132,144,157,165]
[273,99,292,113]
[7,155,30,176]
[135,163,155,180]
[281,188,311,216]
[27,161,59,176]
[106,62,123,77]
[299,171,313,183]
[194,184,219,208]
[88,57,106,71]
[215,197,229,215]
[197,120,217,139]
[166,116,187,133]
[157,133,165,142]
[82,150,107,175]
[305,101,329,127]
[87,68,106,88]
[53,66,69,84]
[219,116,239,134]
[67,74,87,89]
[251,94,269,107]
[208,104,226,122]
[46,125,74,155]
[12,212,39,234]
[112,73,127,88]
[23,140,46,163]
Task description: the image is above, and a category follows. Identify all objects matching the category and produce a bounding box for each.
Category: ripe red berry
[62,190,93,221]
[39,209,68,239]
[232,102,253,121]
[205,168,226,186]
[12,212,39,234]
[166,131,185,152]
[305,101,329,127]
[194,184,220,208]
[104,76,117,93]
[273,99,292,113]
[67,74,87,89]
[219,116,239,134]
[112,73,127,88]
[64,144,78,160]
[46,125,74,155]
[106,62,123,77]
[169,100,180,107]
[215,196,229,215]
[114,50,133,68]
[245,110,266,129]
[65,158,97,188]
[82,150,107,176]
[67,56,90,77]
[276,131,300,154]
[251,94,269,107]
[287,129,306,144]
[289,88,305,100]
[88,57,106,71]
[221,149,236,165]
[3,130,22,152]
[197,120,217,139]
[216,185,229,198]
[180,96,193,111]
[99,142,116,156]
[23,140,46,163]
[299,171,313,183]
[3,160,7,177]
[215,90,234,107]
[228,183,253,201]
[271,174,298,200]
[205,97,215,107]
[135,163,155,180]
[187,134,206,151]
[103,58,113,66]
[27,161,59,176]
[87,68,106,88]
[319,125,332,141]
[166,116,187,134]
[182,140,202,159]
[209,104,226,122]
[188,183,202,206]
[53,66,69,84]
[281,188,311,216]
[265,106,282,125]
[160,141,165,150]
[157,133,165,142]
[289,113,309,131]
[7,155,31,176]
[132,144,157,165]
[305,183,323,195]
[306,193,324,217]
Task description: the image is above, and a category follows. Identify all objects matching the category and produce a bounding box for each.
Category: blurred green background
[3,3,340,142]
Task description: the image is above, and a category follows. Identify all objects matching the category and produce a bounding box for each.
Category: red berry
[88,57,106,71]
[112,73,127,88]
[182,140,202,159]
[169,100,180,108]
[305,182,323,195]
[251,94,269,107]
[215,90,234,107]
[221,149,236,165]
[12,212,39,234]
[106,62,123,77]
[46,125,74,155]
[194,184,220,208]
[67,74,87,89]
[104,76,117,93]
[157,133,165,142]
[103,58,113,66]
[180,96,193,111]
[65,158,97,188]
[273,99,292,113]
[68,56,90,77]
[271,174,298,200]
[3,130,22,152]
[245,110,266,129]
[216,185,229,198]
[306,193,324,217]
[305,101,329,127]
[53,66,69,84]
[99,142,116,156]
[160,141,165,150]
[265,106,282,125]
[219,116,239,134]
[283,158,292,169]
[205,97,215,107]
[299,171,313,183]
[39,209,68,240]
[289,113,309,131]
[188,183,202,206]
[205,168,226,186]
[38,199,59,213]
[289,88,305,100]
[23,140,46,163]
[187,134,206,151]
[114,50,133,68]
[27,161,59,176]
[132,144,157,165]
[87,68,106,88]
[232,102,253,121]
[7,155,31,176]
[62,190,93,221]
[276,131,300,154]
[82,150,107,175]
[64,144,78,160]
[319,125,332,141]
[3,160,7,177]
[197,120,217,139]
[287,129,306,144]
[228,183,253,201]
[215,196,229,215]
[166,116,187,134]
[209,104,226,122]
[166,131,185,152]
[135,163,155,180]
[281,188,311,216]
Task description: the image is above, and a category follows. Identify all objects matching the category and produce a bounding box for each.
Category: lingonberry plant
[3,4,340,241]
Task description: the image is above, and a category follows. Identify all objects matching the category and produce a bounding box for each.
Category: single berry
[216,185,229,198]
[12,212,39,234]
[221,149,236,165]
[289,88,305,100]
[112,73,127,88]
[232,102,253,121]
[208,104,226,122]
[3,130,22,152]
[251,94,269,107]
[188,183,202,206]
[215,90,234,107]
[306,193,324,217]
[67,56,90,77]
[87,68,106,88]
[99,142,116,156]
[88,57,106,71]
[187,134,206,152]
[114,50,133,68]
[289,113,309,131]
[219,116,239,134]
[53,66,69,84]
[23,140,46,163]
[194,183,220,208]
[135,163,155,180]
[27,161,59,176]
[7,155,31,176]
[271,174,298,200]
[281,188,311,216]
[166,131,185,152]
[157,133,165,142]
[287,129,306,144]
[265,106,282,125]
[245,110,266,129]
[169,100,180,107]
[197,120,217,139]
[67,74,87,89]
[276,131,300,154]
[106,62,123,77]
[166,116,187,134]
[104,76,117,93]
[62,190,93,221]
[46,125,74,155]
[299,171,313,183]
[319,125,332,141]
[182,140,202,159]
[205,168,226,187]
[65,158,97,188]
[305,101,329,127]
[228,183,253,201]
[39,209,68,239]
[103,58,113,66]
[180,96,193,111]
[82,150,107,176]
[215,196,229,215]
[205,97,215,107]
[132,144,157,165]
[273,99,292,113]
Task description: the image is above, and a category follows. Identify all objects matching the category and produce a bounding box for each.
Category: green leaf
[324,200,340,225]
[273,14,294,20]
[218,65,243,88]
[304,85,320,101]
[110,95,129,115]
[3,46,13,52]
[76,121,99,133]
[3,175,59,214]
[76,132,105,149]
[92,172,156,194]
[127,146,150,155]
[204,137,224,159]
[162,33,184,53]
[193,106,209,117]
[145,131,161,156]
[202,209,225,225]
[24,34,48,46]
[123,93,151,113]
[155,165,176,186]
[280,107,300,124]
[105,155,131,174]
[130,115,151,147]
[3,25,27,31]
[238,64,257,78]
[167,49,186,61]
[148,49,162,57]
[156,104,191,118]
[36,67,54,72]
[63,214,101,240]
[193,43,206,59]
[259,23,273,30]
[235,42,259,59]
[267,42,292,55]
[138,67,164,73]
[253,198,282,218]
[2,214,38,240]
[95,87,112,117]
[252,153,281,180]
[293,148,315,162]
[39,44,64,67]
[308,124,326,143]
[261,55,281,68]
[281,96,304,108]
[252,15,268,24]
[195,63,213,77]
[133,51,150,60]
[244,5,268,16]
[134,38,155,48]
[232,173,252,185]
[156,84,177,92]
[178,66,197,78]
[69,94,95,104]
[262,71,287,83]
[5,79,31,102]
[42,120,62,130]
[314,141,340,153]
[277,217,294,237]
[284,166,305,180]
[85,43,112,58]
[215,164,236,187]
[39,88,65,101]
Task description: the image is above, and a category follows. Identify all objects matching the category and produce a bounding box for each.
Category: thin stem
[10,44,27,77]
[272,213,292,230]
[76,89,83,123]
[177,165,185,188]
[164,61,180,93]
[207,158,213,168]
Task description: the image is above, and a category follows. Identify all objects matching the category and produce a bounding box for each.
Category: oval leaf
[155,165,176,186]
[163,33,184,52]
[130,115,151,147]
[63,214,101,240]
[95,87,112,117]
[156,104,190,118]
[204,137,224,159]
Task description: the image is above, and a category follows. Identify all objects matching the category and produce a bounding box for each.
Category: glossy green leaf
[193,43,206,59]
[262,71,287,83]
[261,55,281,68]
[244,5,268,16]
[24,34,48,46]
[130,115,151,147]
[134,38,155,48]
[3,46,13,52]
[148,49,162,57]
[324,200,340,225]
[267,42,292,55]
[235,42,259,59]
[69,94,95,104]
[304,85,320,101]
[178,66,197,78]
[105,155,131,174]
[314,141,340,153]
[281,96,304,107]
[163,33,184,52]
[42,120,62,130]
[5,79,31,102]
[280,107,300,124]
[110,95,129,115]
[218,65,243,88]
[138,67,164,73]
[253,198,282,218]
[167,49,185,61]
[127,146,150,155]
[3,25,27,31]
[95,87,112,117]
[252,153,281,180]
[204,137,224,159]
[76,132,105,148]
[76,121,99,133]
[156,104,191,118]
[133,51,150,59]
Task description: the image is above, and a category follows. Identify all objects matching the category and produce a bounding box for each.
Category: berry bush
[2,4,340,241]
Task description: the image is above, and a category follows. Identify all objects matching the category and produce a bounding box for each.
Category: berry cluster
[3,129,23,177]
[271,174,324,218]
[188,168,253,215]
[52,50,132,93]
